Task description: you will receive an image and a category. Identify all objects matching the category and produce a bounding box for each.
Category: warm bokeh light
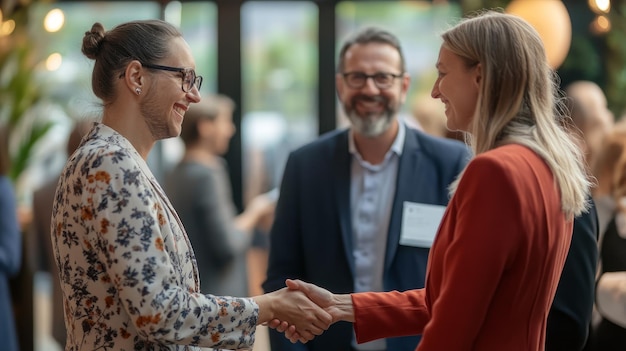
[0,9,3,24]
[589,0,611,14]
[45,53,63,71]
[44,9,65,33]
[505,0,572,69]
[590,15,611,35]
[0,19,15,37]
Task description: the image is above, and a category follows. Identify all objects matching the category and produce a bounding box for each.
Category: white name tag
[399,201,446,248]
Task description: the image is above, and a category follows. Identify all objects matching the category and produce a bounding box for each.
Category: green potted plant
[0,5,53,184]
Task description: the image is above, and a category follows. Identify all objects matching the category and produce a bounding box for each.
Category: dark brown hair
[337,26,406,73]
[82,19,182,103]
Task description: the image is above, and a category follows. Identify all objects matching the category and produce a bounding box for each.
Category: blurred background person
[540,89,603,351]
[565,81,614,181]
[165,94,276,298]
[30,119,93,349]
[562,81,616,351]
[0,126,22,351]
[590,126,626,350]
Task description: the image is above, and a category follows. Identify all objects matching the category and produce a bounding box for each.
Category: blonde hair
[444,11,590,218]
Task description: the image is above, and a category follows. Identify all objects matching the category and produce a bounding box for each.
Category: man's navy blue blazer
[263,124,470,351]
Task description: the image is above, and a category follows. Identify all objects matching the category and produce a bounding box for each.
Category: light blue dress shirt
[349,121,405,351]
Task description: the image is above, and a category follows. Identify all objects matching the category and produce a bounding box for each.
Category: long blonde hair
[444,11,590,218]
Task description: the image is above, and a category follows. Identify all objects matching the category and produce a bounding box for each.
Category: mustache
[351,95,387,105]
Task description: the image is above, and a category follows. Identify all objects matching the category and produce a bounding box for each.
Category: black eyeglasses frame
[341,71,404,90]
[140,63,203,93]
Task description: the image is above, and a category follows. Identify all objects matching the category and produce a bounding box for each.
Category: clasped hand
[267,279,350,344]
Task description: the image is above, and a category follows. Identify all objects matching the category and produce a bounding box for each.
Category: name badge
[399,201,446,248]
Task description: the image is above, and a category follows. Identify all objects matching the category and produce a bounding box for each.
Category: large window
[241,1,318,202]
[179,2,218,94]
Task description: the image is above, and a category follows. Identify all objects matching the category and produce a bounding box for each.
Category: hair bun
[81,23,106,60]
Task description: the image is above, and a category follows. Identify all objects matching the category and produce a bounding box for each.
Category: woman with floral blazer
[51,20,330,351]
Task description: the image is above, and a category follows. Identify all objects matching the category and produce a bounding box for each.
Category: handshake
[254,279,354,344]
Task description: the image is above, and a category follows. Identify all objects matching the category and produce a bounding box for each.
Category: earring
[135,87,142,95]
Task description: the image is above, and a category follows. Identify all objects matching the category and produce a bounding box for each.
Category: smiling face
[336,42,409,138]
[431,46,481,133]
[141,37,201,140]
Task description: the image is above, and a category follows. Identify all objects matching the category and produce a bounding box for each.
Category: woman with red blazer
[272,11,591,351]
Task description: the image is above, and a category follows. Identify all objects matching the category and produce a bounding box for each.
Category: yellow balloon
[506,0,572,69]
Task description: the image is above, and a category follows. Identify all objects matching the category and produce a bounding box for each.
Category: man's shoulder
[405,127,469,162]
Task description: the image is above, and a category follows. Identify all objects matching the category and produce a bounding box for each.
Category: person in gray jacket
[166,95,275,297]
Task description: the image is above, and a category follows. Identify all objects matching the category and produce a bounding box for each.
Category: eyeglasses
[342,71,404,90]
[141,63,203,92]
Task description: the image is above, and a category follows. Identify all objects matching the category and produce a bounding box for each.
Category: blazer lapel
[334,131,355,276]
[385,129,424,270]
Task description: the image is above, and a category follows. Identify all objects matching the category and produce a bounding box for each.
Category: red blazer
[352,144,573,351]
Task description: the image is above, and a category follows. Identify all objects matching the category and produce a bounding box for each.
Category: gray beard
[346,109,394,138]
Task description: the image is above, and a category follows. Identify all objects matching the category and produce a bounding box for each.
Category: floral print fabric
[51,123,258,351]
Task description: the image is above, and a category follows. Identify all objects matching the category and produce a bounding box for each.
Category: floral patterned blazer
[51,123,258,351]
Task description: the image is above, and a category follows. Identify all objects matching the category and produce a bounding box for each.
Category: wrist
[334,294,355,322]
[252,293,276,325]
